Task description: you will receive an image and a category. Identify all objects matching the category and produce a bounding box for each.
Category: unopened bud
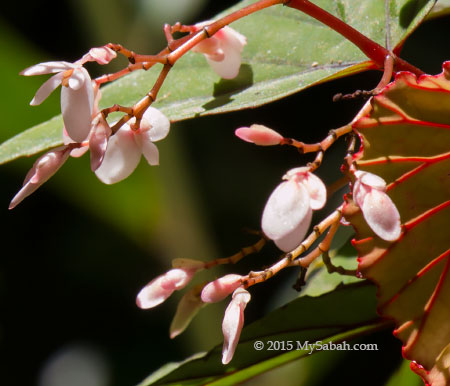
[235,124,283,146]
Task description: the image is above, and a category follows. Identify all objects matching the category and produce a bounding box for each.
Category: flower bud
[235,124,283,146]
[136,268,196,309]
[353,171,401,241]
[9,147,70,209]
[201,274,243,303]
[222,287,251,364]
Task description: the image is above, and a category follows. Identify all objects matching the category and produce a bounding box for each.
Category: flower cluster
[11,22,247,209]
[11,12,406,370]
[136,259,249,364]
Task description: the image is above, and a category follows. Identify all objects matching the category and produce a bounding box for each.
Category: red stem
[286,0,424,75]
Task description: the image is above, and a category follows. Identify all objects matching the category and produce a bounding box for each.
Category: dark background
[0,1,449,385]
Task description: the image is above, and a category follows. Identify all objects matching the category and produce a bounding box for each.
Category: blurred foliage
[0,1,449,386]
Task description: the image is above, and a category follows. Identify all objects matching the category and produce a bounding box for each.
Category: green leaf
[0,0,436,165]
[138,282,385,386]
[343,61,450,384]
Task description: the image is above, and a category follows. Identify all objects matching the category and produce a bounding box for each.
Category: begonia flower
[22,61,94,143]
[201,274,243,303]
[261,167,327,252]
[80,46,117,65]
[9,146,70,209]
[170,284,206,339]
[353,171,401,241]
[222,287,251,364]
[235,124,283,146]
[192,22,247,79]
[136,267,197,310]
[95,107,170,184]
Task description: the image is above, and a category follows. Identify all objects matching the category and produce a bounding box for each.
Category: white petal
[20,61,74,76]
[95,126,141,184]
[61,69,94,142]
[301,173,327,210]
[67,68,87,90]
[220,26,247,53]
[353,179,371,209]
[261,180,310,242]
[357,171,386,190]
[205,47,242,79]
[89,117,111,171]
[139,138,160,166]
[30,72,64,106]
[222,288,250,365]
[362,189,401,241]
[273,206,312,252]
[206,26,246,79]
[141,107,171,142]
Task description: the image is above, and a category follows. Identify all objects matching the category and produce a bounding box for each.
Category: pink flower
[261,167,327,252]
[353,171,401,241]
[192,22,247,79]
[201,274,243,303]
[80,46,117,65]
[136,268,196,309]
[22,61,94,143]
[9,146,70,209]
[235,124,283,146]
[95,107,170,184]
[222,287,251,364]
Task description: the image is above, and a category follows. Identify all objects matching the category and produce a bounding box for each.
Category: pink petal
[89,117,112,171]
[20,61,74,76]
[160,268,195,291]
[80,46,117,65]
[141,107,171,142]
[301,173,327,210]
[9,147,70,209]
[94,125,141,184]
[170,284,205,339]
[361,188,401,241]
[136,268,195,310]
[222,288,251,364]
[136,276,174,309]
[201,274,243,303]
[261,180,310,246]
[30,72,64,106]
[235,125,283,146]
[61,68,94,142]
